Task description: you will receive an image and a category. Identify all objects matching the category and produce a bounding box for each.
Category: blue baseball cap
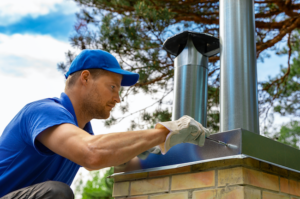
[65,49,139,86]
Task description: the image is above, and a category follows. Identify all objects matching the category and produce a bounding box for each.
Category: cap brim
[102,68,139,86]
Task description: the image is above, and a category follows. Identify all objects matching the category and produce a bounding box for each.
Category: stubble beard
[83,88,110,120]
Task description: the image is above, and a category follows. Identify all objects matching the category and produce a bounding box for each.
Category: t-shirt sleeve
[23,101,77,156]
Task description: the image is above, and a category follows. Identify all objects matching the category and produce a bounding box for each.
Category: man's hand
[137,146,161,160]
[155,115,210,154]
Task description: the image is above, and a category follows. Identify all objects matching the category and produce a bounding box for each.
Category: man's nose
[113,93,121,103]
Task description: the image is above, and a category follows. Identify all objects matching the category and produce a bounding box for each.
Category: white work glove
[156,115,210,154]
[137,146,161,160]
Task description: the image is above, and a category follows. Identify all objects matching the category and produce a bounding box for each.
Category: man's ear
[80,70,91,85]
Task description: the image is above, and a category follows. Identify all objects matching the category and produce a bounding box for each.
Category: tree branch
[115,89,173,122]
[262,33,292,93]
[257,17,300,55]
[135,73,170,87]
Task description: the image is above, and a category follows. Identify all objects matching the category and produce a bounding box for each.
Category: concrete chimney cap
[163,31,220,58]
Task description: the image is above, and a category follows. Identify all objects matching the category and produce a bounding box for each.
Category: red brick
[262,191,289,199]
[290,179,300,197]
[218,186,260,199]
[244,168,279,191]
[150,192,188,199]
[193,189,217,199]
[218,167,279,191]
[113,182,129,197]
[131,176,169,195]
[171,170,215,190]
[280,177,289,194]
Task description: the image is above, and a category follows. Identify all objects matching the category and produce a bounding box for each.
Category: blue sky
[0,11,76,41]
[0,1,79,39]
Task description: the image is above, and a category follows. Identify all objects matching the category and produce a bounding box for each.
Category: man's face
[83,71,122,119]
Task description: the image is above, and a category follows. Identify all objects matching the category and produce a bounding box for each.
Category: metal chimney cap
[163,31,220,57]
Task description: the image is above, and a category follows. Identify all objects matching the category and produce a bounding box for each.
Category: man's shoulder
[23,98,69,116]
[26,97,61,109]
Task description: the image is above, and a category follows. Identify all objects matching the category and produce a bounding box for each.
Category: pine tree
[58,0,300,132]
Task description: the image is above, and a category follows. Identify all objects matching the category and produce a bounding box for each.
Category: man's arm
[36,123,169,170]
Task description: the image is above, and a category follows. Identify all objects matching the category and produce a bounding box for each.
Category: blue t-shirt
[0,93,94,196]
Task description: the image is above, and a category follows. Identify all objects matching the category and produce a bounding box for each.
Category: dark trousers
[1,181,74,199]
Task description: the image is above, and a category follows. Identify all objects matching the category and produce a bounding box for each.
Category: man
[0,50,208,198]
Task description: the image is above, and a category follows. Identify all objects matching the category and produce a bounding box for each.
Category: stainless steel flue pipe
[163,31,219,127]
[219,0,260,134]
[173,38,208,124]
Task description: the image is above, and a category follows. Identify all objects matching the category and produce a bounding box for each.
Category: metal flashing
[112,129,300,176]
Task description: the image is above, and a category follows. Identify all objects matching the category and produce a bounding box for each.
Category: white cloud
[0,33,74,64]
[0,0,79,25]
[0,62,65,133]
[0,33,74,131]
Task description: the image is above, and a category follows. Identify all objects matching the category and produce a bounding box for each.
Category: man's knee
[43,181,74,199]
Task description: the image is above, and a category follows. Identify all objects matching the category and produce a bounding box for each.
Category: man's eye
[111,85,115,89]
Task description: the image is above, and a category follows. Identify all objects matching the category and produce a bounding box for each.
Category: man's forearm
[37,123,169,170]
[84,128,169,169]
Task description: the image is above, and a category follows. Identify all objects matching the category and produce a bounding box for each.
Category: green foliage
[78,168,114,199]
[265,121,300,149]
